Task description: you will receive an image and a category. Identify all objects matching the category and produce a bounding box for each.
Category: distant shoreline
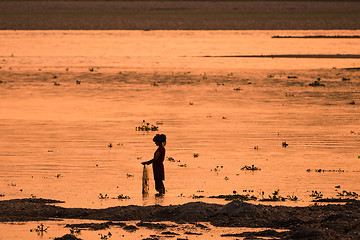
[1,1,360,30]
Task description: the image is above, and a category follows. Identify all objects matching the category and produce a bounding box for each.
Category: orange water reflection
[0,31,359,210]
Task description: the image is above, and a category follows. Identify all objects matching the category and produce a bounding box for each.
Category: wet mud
[1,198,359,239]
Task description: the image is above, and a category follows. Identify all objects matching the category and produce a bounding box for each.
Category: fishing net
[142,165,149,194]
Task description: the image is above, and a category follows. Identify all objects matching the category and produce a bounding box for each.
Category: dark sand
[1,198,359,239]
[1,1,360,30]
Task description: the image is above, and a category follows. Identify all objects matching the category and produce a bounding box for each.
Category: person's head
[153,134,166,146]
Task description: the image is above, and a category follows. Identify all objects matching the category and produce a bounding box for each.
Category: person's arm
[142,151,161,165]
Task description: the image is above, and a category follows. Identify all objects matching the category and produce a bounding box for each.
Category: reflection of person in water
[142,134,166,195]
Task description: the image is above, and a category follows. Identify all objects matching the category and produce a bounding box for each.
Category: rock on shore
[0,198,359,239]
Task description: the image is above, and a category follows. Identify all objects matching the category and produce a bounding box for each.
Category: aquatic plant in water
[98,193,109,199]
[209,192,257,201]
[30,224,48,235]
[310,190,323,199]
[136,120,159,131]
[167,156,180,162]
[309,79,325,86]
[192,194,205,199]
[287,194,299,201]
[116,194,130,200]
[337,190,358,198]
[70,227,81,235]
[211,165,223,172]
[99,232,112,239]
[260,189,286,202]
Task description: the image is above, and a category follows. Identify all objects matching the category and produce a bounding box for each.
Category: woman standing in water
[142,134,166,195]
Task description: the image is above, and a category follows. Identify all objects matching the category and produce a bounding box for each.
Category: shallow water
[0,30,359,211]
[0,219,280,240]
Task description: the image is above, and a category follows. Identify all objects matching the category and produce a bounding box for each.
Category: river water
[0,30,359,211]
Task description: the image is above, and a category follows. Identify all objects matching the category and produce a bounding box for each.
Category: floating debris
[342,77,351,81]
[350,100,355,105]
[53,81,60,86]
[76,80,81,84]
[307,169,345,173]
[108,143,112,148]
[193,153,199,158]
[240,165,261,171]
[233,87,243,91]
[287,75,297,79]
[282,141,288,147]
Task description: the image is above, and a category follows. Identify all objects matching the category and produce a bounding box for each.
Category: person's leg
[155,179,165,194]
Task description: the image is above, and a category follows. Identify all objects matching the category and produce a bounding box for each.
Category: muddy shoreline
[1,1,360,30]
[1,198,359,239]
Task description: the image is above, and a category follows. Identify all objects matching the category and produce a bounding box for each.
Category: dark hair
[153,134,166,143]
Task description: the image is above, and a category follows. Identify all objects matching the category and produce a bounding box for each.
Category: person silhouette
[142,134,166,195]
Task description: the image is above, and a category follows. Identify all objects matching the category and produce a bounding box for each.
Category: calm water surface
[0,30,359,210]
[1,30,360,71]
